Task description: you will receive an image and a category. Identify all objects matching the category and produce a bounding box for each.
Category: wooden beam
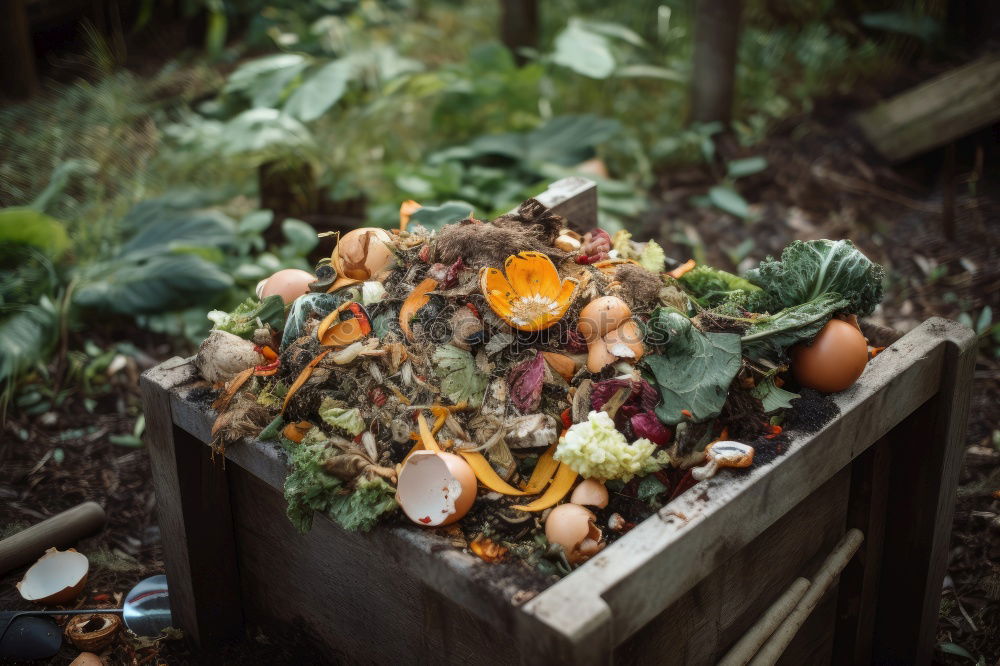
[856,53,1000,163]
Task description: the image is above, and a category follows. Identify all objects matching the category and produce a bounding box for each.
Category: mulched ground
[1,99,998,664]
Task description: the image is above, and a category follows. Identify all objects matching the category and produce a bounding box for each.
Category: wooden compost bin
[140,178,977,665]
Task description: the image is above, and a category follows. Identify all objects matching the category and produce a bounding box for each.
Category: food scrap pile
[195,196,886,575]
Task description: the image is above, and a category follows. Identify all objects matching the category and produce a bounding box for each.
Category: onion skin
[792,319,869,393]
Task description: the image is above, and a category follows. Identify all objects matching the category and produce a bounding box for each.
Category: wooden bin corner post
[873,318,978,664]
[140,359,245,646]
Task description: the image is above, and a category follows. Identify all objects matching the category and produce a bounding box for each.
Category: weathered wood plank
[856,53,1000,162]
[140,364,244,646]
[833,436,891,664]
[614,468,850,665]
[531,176,598,231]
[519,318,968,663]
[873,323,978,664]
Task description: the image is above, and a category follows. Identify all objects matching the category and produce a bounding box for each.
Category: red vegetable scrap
[509,352,546,412]
[631,412,672,446]
[576,229,612,264]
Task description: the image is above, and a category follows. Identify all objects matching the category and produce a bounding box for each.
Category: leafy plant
[745,240,886,316]
[740,293,849,362]
[643,309,741,425]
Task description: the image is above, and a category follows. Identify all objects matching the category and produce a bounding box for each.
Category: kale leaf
[679,265,762,307]
[207,294,284,339]
[745,239,885,315]
[740,293,849,361]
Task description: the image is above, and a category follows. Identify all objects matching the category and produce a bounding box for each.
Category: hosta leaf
[74,254,233,314]
[281,217,318,255]
[284,60,352,122]
[0,301,58,386]
[643,313,741,425]
[433,344,487,407]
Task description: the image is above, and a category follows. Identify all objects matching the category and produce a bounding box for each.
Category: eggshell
[69,653,104,666]
[259,269,315,305]
[396,451,477,527]
[332,228,394,280]
[578,296,631,342]
[603,320,644,362]
[586,337,617,374]
[545,504,603,564]
[17,548,89,606]
[792,319,869,393]
[570,479,609,509]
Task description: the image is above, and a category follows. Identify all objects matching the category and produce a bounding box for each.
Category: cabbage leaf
[745,239,885,315]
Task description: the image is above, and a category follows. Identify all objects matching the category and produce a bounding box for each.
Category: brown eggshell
[396,451,477,527]
[603,320,644,362]
[16,548,89,606]
[259,269,315,305]
[578,296,631,342]
[65,613,122,652]
[792,318,869,393]
[332,228,394,280]
[545,504,603,564]
[586,338,617,374]
[570,479,609,509]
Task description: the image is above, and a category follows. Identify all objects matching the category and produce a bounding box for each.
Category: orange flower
[480,252,578,331]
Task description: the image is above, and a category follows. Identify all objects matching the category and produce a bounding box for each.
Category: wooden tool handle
[0,502,106,576]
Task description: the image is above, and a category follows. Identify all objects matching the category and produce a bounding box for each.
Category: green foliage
[283,430,398,532]
[740,293,849,362]
[433,344,488,407]
[745,240,886,316]
[751,377,800,413]
[0,209,70,257]
[679,266,762,308]
[643,310,742,425]
[207,295,285,339]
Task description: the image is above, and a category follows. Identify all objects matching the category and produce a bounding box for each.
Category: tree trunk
[690,0,742,125]
[0,0,40,100]
[499,0,538,67]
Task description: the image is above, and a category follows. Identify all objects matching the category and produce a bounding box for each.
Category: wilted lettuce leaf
[740,293,849,361]
[433,344,488,407]
[318,398,365,436]
[745,239,885,315]
[643,313,741,425]
[679,266,762,307]
[208,295,285,339]
[751,377,800,413]
[284,430,346,532]
[283,430,397,532]
[325,478,398,532]
[637,239,666,272]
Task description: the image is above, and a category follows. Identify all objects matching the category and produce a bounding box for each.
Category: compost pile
[196,197,886,575]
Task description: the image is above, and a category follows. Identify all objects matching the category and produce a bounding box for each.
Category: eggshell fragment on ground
[544,503,604,564]
[397,451,477,527]
[69,653,104,666]
[258,268,315,305]
[17,547,89,605]
[570,479,609,509]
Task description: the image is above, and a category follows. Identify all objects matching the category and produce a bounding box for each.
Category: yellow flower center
[509,294,562,327]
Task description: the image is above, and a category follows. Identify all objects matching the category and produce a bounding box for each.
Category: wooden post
[690,0,742,125]
[140,361,245,646]
[499,0,538,67]
[0,0,40,100]
[872,325,978,663]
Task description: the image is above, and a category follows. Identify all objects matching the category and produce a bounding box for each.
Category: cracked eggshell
[570,479,609,509]
[69,653,104,666]
[397,451,477,527]
[578,296,631,343]
[17,548,89,606]
[545,503,604,564]
[332,228,394,280]
[603,320,644,362]
[258,268,315,305]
